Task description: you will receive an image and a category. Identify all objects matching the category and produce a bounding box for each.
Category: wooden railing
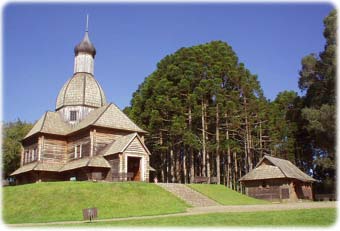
[112,172,134,182]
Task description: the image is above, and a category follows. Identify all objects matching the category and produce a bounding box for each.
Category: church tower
[55,16,107,125]
[73,15,96,74]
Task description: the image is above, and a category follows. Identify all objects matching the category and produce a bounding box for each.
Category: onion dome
[56,72,107,110]
[74,31,96,57]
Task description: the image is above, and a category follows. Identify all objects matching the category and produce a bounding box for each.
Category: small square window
[70,111,78,121]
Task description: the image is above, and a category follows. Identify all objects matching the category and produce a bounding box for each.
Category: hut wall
[62,168,90,181]
[94,128,131,155]
[244,179,291,202]
[36,171,63,182]
[66,132,91,160]
[15,172,38,185]
[104,154,120,181]
[41,137,67,163]
[58,105,94,125]
[22,143,39,165]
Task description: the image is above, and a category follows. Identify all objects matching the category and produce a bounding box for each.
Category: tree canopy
[125,10,336,193]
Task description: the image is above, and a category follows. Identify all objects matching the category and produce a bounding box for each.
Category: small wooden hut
[239,155,316,202]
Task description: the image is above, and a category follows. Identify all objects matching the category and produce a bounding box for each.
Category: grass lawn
[2,181,188,224]
[189,184,268,205]
[76,208,337,227]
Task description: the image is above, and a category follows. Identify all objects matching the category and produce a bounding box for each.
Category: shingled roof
[56,73,106,110]
[24,103,146,140]
[239,155,316,182]
[59,156,111,172]
[11,156,111,176]
[24,112,71,139]
[10,162,64,176]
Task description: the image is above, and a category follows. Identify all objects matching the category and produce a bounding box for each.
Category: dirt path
[7,202,336,227]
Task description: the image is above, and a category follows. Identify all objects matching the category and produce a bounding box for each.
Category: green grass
[76,208,337,227]
[2,181,188,224]
[188,184,268,205]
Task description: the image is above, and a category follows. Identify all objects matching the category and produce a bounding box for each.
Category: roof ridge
[61,76,73,109]
[92,103,112,125]
[263,156,289,178]
[110,102,146,133]
[39,112,48,132]
[93,77,105,106]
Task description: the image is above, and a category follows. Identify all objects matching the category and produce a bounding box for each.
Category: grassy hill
[3,182,271,224]
[2,181,188,224]
[188,184,268,205]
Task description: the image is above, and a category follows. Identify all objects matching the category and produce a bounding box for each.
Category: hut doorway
[294,182,304,199]
[127,156,141,181]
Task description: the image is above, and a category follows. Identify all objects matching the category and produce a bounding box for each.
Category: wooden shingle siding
[94,130,128,155]
[125,138,146,154]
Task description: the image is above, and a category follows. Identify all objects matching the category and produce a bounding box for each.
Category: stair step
[158,183,219,207]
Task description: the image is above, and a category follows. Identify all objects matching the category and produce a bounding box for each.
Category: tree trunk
[201,99,207,177]
[243,96,253,172]
[188,107,195,183]
[225,112,232,188]
[233,151,237,190]
[170,148,175,182]
[183,147,187,183]
[216,103,220,184]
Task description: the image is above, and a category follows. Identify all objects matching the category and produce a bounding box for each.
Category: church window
[31,150,34,162]
[74,144,82,159]
[70,111,78,121]
[34,148,38,161]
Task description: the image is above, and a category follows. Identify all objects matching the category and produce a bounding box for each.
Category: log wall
[66,132,91,160]
[41,137,67,163]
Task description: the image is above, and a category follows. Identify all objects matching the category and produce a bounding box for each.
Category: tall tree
[126,40,267,189]
[297,10,336,193]
[2,120,33,179]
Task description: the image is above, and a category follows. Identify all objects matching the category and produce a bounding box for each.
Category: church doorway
[127,156,141,181]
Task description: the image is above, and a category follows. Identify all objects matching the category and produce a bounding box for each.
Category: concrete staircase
[158,183,219,207]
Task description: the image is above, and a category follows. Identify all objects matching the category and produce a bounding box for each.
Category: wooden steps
[158,183,219,207]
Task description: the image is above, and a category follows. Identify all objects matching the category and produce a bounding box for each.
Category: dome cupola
[74,31,96,58]
[56,72,107,111]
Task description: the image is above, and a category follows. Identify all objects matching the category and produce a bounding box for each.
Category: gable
[124,137,148,155]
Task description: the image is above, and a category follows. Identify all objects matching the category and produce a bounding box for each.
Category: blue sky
[2,3,334,123]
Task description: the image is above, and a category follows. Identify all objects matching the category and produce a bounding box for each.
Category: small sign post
[82,207,98,222]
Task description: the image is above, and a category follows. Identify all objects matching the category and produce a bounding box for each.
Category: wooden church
[11,23,152,184]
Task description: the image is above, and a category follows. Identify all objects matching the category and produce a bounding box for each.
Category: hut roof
[10,161,64,176]
[24,112,71,139]
[10,162,37,176]
[11,156,110,176]
[24,103,146,140]
[59,156,111,172]
[102,132,151,156]
[239,155,316,182]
